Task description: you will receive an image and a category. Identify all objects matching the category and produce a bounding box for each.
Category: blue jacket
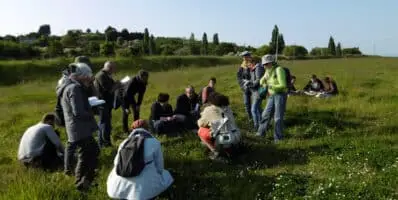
[236,63,265,93]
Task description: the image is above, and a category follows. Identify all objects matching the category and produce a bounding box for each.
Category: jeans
[98,104,112,146]
[256,93,287,141]
[68,137,100,190]
[251,92,263,130]
[122,105,140,133]
[243,90,252,120]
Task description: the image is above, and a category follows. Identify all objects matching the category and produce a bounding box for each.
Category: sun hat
[239,51,251,57]
[261,54,275,65]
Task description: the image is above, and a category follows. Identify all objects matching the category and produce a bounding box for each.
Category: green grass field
[0,57,397,200]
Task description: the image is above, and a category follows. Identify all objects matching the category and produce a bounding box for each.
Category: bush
[283,45,308,58]
[100,42,115,57]
[0,41,40,59]
[115,48,134,57]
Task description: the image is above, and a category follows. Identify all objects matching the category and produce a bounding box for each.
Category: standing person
[199,77,217,106]
[122,70,149,133]
[237,51,265,129]
[59,62,100,191]
[18,113,64,170]
[74,56,98,97]
[256,54,288,143]
[93,61,121,147]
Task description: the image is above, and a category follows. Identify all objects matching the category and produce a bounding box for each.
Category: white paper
[88,96,106,107]
[120,76,131,84]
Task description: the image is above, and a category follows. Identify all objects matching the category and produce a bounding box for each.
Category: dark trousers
[98,104,112,146]
[153,120,179,135]
[122,105,140,133]
[21,139,63,170]
[65,136,100,189]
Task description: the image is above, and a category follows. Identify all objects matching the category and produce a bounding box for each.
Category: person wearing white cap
[256,54,288,142]
[236,51,265,129]
[57,62,100,191]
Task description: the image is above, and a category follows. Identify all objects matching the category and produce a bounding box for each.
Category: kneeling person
[18,113,64,170]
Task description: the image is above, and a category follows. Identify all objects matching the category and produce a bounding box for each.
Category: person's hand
[124,108,130,114]
[166,116,172,121]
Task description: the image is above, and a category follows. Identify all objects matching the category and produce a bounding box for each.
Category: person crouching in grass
[18,113,64,171]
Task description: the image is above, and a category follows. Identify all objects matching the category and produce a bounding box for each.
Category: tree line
[0,24,362,60]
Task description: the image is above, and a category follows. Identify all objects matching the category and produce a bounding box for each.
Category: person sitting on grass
[303,74,325,96]
[107,119,174,200]
[150,93,181,135]
[17,113,64,170]
[316,76,339,98]
[288,76,302,96]
[197,92,241,161]
[199,77,217,106]
[174,85,200,131]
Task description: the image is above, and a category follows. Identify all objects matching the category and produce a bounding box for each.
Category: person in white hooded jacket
[107,119,174,200]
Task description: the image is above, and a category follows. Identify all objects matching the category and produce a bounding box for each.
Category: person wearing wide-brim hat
[257,54,288,142]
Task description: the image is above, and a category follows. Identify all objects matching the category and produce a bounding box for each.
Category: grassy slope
[0,57,397,200]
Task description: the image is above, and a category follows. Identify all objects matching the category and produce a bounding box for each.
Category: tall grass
[0,57,397,199]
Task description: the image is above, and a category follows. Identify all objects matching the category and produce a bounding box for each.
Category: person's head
[240,51,252,62]
[261,54,275,69]
[103,61,116,74]
[138,70,149,84]
[185,85,195,99]
[74,56,92,68]
[291,76,296,84]
[157,93,170,104]
[130,119,149,131]
[324,76,332,83]
[69,62,93,87]
[207,92,230,107]
[208,77,216,88]
[41,113,56,126]
[311,74,317,82]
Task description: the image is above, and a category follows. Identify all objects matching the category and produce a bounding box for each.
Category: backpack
[116,132,153,177]
[278,66,292,90]
[54,86,67,127]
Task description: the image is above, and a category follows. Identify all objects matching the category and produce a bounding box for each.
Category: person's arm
[326,82,335,94]
[174,95,183,114]
[253,64,265,88]
[236,67,246,90]
[97,73,114,94]
[303,81,311,91]
[44,126,64,154]
[153,141,164,174]
[68,85,93,121]
[136,84,146,106]
[271,67,287,91]
[201,87,208,104]
[150,103,158,121]
[319,79,325,91]
[259,73,267,87]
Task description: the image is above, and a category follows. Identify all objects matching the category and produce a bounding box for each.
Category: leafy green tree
[86,28,91,33]
[343,47,362,55]
[278,34,285,54]
[105,26,118,42]
[310,47,329,56]
[47,40,63,57]
[188,33,200,55]
[283,45,308,57]
[120,28,130,40]
[255,45,271,56]
[201,32,208,55]
[38,24,51,36]
[213,33,219,45]
[116,36,124,46]
[60,32,79,48]
[100,42,115,56]
[328,36,336,56]
[142,28,150,55]
[87,41,100,56]
[149,34,156,55]
[336,42,342,57]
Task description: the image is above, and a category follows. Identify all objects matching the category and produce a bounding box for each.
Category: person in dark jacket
[174,86,200,130]
[237,52,265,129]
[75,56,98,97]
[121,70,149,133]
[303,74,325,95]
[199,77,216,105]
[316,76,339,98]
[150,93,178,135]
[93,61,121,147]
[58,62,100,192]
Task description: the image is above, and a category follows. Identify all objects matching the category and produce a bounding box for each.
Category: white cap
[261,54,275,65]
[72,62,93,77]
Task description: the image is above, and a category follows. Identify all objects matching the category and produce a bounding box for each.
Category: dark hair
[324,76,332,82]
[207,92,230,107]
[311,74,317,79]
[209,77,216,83]
[291,76,296,79]
[138,70,149,78]
[41,113,56,123]
[157,93,170,103]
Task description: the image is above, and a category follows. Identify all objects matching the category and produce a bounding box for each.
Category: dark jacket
[94,70,116,106]
[303,78,325,92]
[122,75,147,108]
[150,102,173,121]
[57,80,98,143]
[237,63,265,93]
[174,93,199,116]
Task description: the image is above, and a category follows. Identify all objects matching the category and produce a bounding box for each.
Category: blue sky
[1,0,397,56]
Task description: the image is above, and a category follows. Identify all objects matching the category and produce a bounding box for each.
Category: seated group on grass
[288,74,339,98]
